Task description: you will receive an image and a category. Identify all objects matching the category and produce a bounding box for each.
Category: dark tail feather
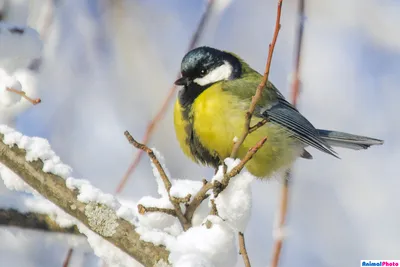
[317,129,384,150]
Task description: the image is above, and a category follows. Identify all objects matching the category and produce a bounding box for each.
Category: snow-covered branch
[0,128,169,267]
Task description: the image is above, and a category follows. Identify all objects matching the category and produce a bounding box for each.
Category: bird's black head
[175,46,242,87]
[175,46,242,106]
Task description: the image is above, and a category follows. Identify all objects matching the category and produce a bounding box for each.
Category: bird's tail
[317,129,384,150]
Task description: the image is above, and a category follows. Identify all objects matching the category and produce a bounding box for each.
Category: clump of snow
[0,23,42,73]
[173,254,215,267]
[169,216,237,267]
[0,69,22,107]
[0,164,32,193]
[77,224,142,267]
[66,177,120,210]
[85,203,119,237]
[115,198,138,225]
[0,125,73,178]
[137,196,182,236]
[212,158,254,233]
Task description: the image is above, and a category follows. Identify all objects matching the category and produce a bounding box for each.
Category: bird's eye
[200,69,207,77]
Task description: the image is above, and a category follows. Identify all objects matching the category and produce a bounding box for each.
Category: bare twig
[239,232,251,267]
[124,131,190,230]
[209,199,218,216]
[230,0,283,159]
[116,0,216,194]
[223,137,268,188]
[171,194,192,204]
[270,1,304,267]
[6,88,41,105]
[249,119,268,134]
[228,2,284,267]
[137,204,177,217]
[184,182,213,223]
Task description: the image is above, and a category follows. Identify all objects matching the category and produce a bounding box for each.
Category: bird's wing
[257,96,339,158]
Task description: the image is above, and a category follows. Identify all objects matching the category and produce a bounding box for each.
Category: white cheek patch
[194,61,233,86]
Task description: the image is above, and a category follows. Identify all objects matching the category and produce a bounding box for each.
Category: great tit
[173,46,383,178]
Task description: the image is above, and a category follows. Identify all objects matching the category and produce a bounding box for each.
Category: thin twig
[230,0,283,159]
[184,182,213,223]
[229,2,284,267]
[116,0,216,194]
[171,194,192,204]
[239,232,251,267]
[124,131,190,230]
[6,88,41,105]
[270,1,304,267]
[137,204,177,217]
[209,199,218,216]
[62,248,74,267]
[222,137,268,188]
[249,119,268,134]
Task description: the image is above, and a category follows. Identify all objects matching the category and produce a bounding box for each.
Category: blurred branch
[270,1,305,267]
[62,248,74,267]
[230,0,283,159]
[116,0,216,194]
[0,208,80,235]
[0,133,170,267]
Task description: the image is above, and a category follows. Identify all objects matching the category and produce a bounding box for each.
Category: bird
[173,46,384,178]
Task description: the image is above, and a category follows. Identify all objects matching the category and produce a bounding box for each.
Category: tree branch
[0,208,81,235]
[238,232,251,267]
[0,133,170,267]
[270,0,304,266]
[230,0,283,159]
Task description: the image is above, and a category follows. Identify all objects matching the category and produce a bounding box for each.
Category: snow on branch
[0,125,169,267]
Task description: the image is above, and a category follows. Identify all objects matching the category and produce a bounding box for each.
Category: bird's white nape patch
[194,61,233,86]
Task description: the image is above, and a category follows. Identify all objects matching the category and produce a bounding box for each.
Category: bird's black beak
[174,76,190,86]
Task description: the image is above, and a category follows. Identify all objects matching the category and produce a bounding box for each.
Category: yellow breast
[174,83,296,178]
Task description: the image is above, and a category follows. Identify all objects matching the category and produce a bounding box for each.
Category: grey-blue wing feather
[259,98,339,158]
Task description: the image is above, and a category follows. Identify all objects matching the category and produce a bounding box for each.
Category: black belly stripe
[179,89,221,169]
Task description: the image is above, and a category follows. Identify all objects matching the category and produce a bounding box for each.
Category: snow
[0,69,22,107]
[0,23,42,73]
[212,158,254,233]
[169,216,237,267]
[0,125,73,178]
